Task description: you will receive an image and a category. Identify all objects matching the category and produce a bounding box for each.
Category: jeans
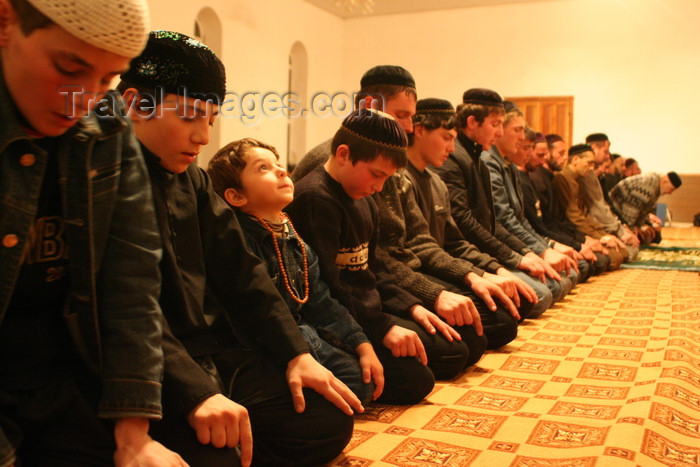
[509,269,553,319]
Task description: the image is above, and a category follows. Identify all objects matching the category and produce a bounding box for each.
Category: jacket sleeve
[374,174,476,306]
[482,154,546,254]
[552,173,607,239]
[438,156,525,267]
[160,315,221,418]
[521,181,581,250]
[95,128,164,419]
[192,167,310,363]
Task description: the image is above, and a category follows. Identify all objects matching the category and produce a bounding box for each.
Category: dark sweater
[285,166,421,344]
[432,132,531,267]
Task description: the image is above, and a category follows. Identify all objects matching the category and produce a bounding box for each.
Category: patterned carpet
[331,227,700,467]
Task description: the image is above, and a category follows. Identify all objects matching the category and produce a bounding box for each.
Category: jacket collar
[457,131,483,162]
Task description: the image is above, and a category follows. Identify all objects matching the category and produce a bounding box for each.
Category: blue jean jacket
[0,86,164,463]
[236,212,369,353]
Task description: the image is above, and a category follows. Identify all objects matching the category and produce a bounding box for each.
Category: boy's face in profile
[0,4,131,137]
[383,93,416,134]
[335,148,397,200]
[414,125,456,169]
[235,146,294,216]
[496,114,525,157]
[469,112,503,150]
[130,94,218,174]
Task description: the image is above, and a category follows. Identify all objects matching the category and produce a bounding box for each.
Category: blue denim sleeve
[94,127,164,419]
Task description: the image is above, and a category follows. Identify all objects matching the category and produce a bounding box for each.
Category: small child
[208,138,383,405]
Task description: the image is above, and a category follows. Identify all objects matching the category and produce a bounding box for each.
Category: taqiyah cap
[27,0,150,57]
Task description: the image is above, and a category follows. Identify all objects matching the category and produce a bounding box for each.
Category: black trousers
[421,272,519,351]
[0,370,114,467]
[151,348,355,467]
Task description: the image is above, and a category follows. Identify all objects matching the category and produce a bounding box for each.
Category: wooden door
[505,96,574,145]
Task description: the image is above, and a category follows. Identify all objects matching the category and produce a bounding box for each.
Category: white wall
[147,0,344,168]
[146,0,700,174]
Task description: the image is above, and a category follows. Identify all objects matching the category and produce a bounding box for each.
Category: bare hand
[621,229,640,247]
[466,273,520,320]
[411,304,463,342]
[434,289,481,329]
[494,268,538,305]
[518,251,547,283]
[382,324,428,365]
[542,248,575,275]
[113,418,189,467]
[286,353,363,416]
[483,270,519,307]
[356,342,384,400]
[187,394,252,466]
[579,244,598,262]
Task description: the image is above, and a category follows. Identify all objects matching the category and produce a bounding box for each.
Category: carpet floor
[330,227,700,467]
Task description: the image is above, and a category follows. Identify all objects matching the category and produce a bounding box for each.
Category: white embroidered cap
[26,0,150,57]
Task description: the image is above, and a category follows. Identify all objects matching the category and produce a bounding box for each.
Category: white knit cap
[26,0,150,57]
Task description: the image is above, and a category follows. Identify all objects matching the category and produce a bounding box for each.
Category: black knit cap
[667,171,682,188]
[545,134,564,145]
[415,98,455,116]
[585,133,609,144]
[120,30,226,103]
[462,88,504,107]
[340,109,408,151]
[569,144,593,157]
[360,65,415,89]
[503,100,519,113]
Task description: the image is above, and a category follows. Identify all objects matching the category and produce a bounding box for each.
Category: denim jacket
[237,212,369,353]
[0,83,164,463]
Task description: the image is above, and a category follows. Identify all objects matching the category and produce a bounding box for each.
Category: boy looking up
[208,137,383,404]
[118,31,361,467]
[0,0,187,465]
[286,110,436,404]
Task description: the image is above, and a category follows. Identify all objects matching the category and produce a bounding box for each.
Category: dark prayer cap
[461,88,504,107]
[667,171,682,188]
[585,133,609,144]
[415,98,455,115]
[120,30,226,103]
[360,65,416,89]
[568,144,593,157]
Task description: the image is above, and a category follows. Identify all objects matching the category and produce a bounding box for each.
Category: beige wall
[147,0,700,174]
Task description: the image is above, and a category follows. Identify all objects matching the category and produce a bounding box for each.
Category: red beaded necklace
[252,213,309,304]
